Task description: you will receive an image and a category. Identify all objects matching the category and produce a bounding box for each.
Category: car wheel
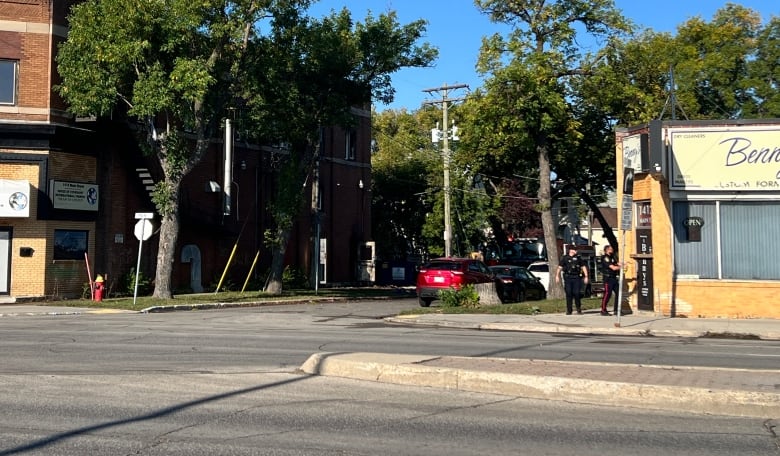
[517,289,526,303]
[419,297,433,307]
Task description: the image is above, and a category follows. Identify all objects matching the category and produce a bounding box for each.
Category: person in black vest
[555,247,589,315]
[599,245,622,316]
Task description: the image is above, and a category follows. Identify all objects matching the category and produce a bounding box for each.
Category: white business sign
[50,180,99,211]
[669,126,780,191]
[0,179,30,218]
[622,134,644,174]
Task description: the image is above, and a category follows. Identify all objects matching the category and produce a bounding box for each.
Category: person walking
[555,247,589,315]
[599,245,621,316]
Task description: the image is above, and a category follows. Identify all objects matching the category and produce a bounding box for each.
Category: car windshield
[529,264,549,272]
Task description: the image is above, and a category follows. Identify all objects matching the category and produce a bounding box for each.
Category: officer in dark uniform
[600,245,621,316]
[555,247,589,315]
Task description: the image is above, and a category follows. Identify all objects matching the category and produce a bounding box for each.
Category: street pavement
[2,303,779,418]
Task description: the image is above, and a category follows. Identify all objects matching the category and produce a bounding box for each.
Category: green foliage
[282,266,310,289]
[580,4,779,123]
[438,285,480,309]
[122,268,152,296]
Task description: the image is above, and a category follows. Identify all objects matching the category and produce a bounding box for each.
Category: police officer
[600,245,621,316]
[555,247,589,315]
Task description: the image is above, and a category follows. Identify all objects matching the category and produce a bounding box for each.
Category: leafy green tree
[56,0,270,298]
[473,0,631,298]
[673,4,762,119]
[581,4,777,124]
[371,106,496,260]
[371,109,437,259]
[742,16,780,118]
[240,8,436,293]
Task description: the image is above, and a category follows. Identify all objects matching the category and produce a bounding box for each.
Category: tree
[371,106,497,260]
[240,8,436,293]
[371,109,437,259]
[745,17,780,118]
[56,0,271,298]
[473,0,631,298]
[580,5,777,124]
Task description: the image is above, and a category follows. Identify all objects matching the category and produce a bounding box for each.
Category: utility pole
[425,83,467,258]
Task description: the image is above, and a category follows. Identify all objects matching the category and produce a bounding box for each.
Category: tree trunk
[537,141,564,299]
[152,178,181,299]
[265,225,291,295]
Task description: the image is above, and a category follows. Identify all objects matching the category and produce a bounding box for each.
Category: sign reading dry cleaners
[0,179,30,217]
[50,180,99,211]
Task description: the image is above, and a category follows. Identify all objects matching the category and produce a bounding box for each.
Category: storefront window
[673,201,717,278]
[721,202,780,280]
[53,229,88,260]
[673,201,780,280]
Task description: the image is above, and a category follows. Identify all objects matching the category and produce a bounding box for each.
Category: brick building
[616,119,780,319]
[0,0,373,300]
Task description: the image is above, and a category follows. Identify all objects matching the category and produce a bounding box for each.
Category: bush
[122,268,152,296]
[438,285,480,309]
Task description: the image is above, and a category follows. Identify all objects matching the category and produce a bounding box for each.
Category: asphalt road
[0,299,778,455]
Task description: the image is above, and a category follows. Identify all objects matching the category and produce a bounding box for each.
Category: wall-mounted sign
[669,126,780,191]
[622,134,647,173]
[637,201,652,227]
[683,216,704,242]
[0,179,30,218]
[49,180,99,211]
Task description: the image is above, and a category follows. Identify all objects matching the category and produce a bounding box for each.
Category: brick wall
[0,160,47,296]
[0,0,60,123]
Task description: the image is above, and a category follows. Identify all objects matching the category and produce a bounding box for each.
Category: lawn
[36,287,603,315]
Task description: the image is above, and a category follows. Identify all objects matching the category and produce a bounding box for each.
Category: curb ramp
[300,352,780,419]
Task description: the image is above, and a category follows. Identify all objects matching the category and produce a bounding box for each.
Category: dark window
[0,60,18,105]
[53,229,88,260]
[345,129,356,160]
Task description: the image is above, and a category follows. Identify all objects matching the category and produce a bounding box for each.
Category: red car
[416,258,495,307]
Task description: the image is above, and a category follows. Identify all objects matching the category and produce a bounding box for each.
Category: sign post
[616,195,633,327]
[133,213,154,305]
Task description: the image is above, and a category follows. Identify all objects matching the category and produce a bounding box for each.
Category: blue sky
[308,0,778,111]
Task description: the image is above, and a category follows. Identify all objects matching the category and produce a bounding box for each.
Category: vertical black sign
[636,258,654,310]
[636,228,653,310]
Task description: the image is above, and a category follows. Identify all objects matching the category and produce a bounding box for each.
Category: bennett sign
[669,126,780,191]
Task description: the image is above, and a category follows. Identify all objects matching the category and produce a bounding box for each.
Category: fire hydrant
[94,275,105,302]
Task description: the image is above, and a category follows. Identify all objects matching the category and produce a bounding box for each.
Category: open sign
[683,217,704,241]
[682,217,704,227]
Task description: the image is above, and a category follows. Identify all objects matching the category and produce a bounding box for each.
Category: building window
[0,60,18,105]
[53,229,88,260]
[345,129,356,160]
[673,200,780,280]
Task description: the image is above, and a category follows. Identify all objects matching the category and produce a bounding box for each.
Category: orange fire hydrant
[94,275,105,302]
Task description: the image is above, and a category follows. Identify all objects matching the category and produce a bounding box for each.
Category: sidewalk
[385,310,780,340]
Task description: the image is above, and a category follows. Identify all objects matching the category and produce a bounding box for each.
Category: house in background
[0,0,372,300]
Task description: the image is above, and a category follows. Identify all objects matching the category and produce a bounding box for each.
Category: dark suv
[416,258,494,307]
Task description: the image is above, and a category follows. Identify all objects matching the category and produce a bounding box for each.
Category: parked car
[527,261,550,292]
[488,265,547,303]
[416,258,495,307]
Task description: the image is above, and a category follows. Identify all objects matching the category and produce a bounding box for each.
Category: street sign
[135,212,154,219]
[621,194,633,231]
[134,219,153,241]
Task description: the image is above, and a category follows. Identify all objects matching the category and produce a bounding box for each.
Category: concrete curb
[300,352,780,418]
[384,316,779,340]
